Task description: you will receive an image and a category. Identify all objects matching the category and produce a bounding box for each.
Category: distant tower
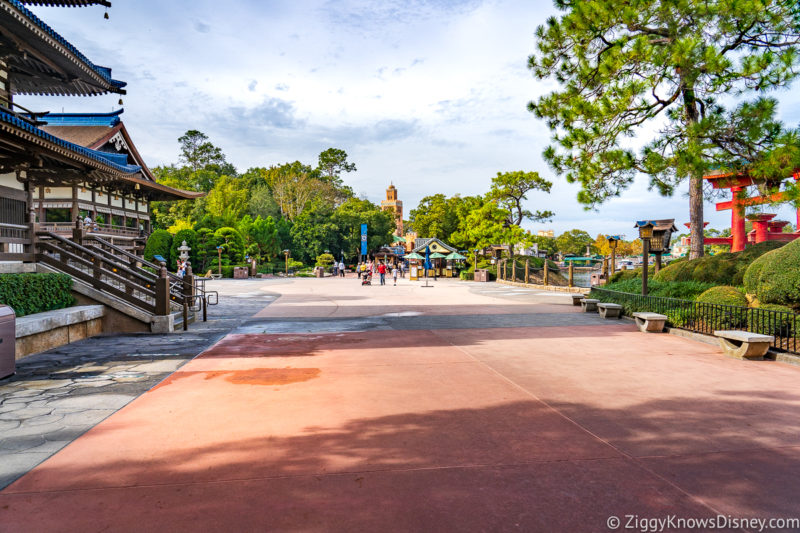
[381,183,403,237]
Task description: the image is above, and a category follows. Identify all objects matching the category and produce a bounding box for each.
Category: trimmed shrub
[169,229,199,271]
[743,247,780,296]
[601,279,715,300]
[315,253,335,268]
[460,271,474,281]
[214,227,246,265]
[696,286,748,329]
[0,273,74,317]
[144,229,173,264]
[696,286,748,307]
[654,241,784,286]
[752,238,800,307]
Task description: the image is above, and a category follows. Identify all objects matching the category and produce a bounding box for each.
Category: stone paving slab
[0,289,278,490]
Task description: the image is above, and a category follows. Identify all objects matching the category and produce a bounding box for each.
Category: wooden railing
[40,221,144,239]
[37,232,161,315]
[0,222,33,262]
[85,234,218,326]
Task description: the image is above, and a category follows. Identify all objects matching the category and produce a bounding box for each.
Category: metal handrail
[591,287,799,355]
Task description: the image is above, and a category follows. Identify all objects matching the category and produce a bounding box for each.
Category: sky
[17,0,800,239]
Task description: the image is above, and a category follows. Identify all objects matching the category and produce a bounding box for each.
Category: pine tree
[529,0,800,258]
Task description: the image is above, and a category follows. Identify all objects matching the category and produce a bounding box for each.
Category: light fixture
[45,187,51,193]
[104,9,109,19]
[118,98,123,105]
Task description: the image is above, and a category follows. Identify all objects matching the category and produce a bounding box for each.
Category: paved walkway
[1,277,799,532]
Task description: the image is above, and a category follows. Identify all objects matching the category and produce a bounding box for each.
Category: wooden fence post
[155,265,170,316]
[525,259,530,284]
[543,260,549,286]
[568,262,574,288]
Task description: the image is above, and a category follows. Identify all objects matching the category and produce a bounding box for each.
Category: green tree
[249,216,280,262]
[528,0,800,259]
[248,184,281,219]
[407,194,465,241]
[450,198,530,251]
[489,171,554,226]
[178,130,227,174]
[555,229,593,256]
[213,227,245,265]
[205,175,248,225]
[332,197,395,260]
[317,148,357,185]
[289,202,339,263]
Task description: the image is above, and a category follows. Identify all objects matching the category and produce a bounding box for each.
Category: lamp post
[283,249,290,277]
[607,235,620,279]
[216,245,222,277]
[635,222,654,296]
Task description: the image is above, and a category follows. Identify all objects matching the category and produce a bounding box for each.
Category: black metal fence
[590,288,800,355]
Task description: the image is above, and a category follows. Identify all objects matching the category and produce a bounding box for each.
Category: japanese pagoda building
[0,0,199,261]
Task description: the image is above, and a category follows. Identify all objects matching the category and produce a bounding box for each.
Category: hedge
[0,273,75,317]
[752,238,800,307]
[696,286,748,307]
[144,229,173,264]
[654,241,784,286]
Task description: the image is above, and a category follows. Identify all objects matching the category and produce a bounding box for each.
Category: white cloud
[16,0,800,239]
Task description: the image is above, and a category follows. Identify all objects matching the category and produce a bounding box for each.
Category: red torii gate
[702,171,800,252]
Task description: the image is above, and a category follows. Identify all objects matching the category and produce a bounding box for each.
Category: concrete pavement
[1,276,799,532]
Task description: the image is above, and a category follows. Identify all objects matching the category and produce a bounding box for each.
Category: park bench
[714,330,774,360]
[580,298,599,312]
[571,294,585,306]
[597,303,622,319]
[632,312,667,332]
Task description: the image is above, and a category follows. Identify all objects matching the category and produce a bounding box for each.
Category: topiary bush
[0,273,74,317]
[696,285,748,328]
[214,227,246,265]
[743,247,780,296]
[654,241,784,286]
[752,238,800,307]
[315,253,335,268]
[696,286,748,307]
[168,228,199,271]
[143,229,173,264]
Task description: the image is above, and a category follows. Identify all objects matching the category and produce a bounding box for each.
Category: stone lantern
[178,240,191,262]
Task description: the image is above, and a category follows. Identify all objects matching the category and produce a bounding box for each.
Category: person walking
[378,262,387,285]
[339,259,345,277]
[392,265,398,286]
[357,262,362,280]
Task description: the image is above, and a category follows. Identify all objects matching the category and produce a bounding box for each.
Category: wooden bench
[580,298,599,313]
[714,330,774,360]
[597,303,622,319]
[632,312,667,332]
[571,294,585,306]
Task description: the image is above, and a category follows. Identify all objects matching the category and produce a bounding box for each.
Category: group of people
[357,260,403,286]
[331,259,346,277]
[176,259,189,278]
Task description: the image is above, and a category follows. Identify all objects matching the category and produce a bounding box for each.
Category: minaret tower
[380,183,403,236]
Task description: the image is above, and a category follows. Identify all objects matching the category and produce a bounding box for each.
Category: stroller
[361,271,372,285]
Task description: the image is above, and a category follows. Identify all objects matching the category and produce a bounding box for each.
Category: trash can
[233,267,249,279]
[474,269,488,282]
[0,305,16,379]
[315,267,324,278]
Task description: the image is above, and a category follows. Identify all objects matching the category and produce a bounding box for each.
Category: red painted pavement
[2,279,799,532]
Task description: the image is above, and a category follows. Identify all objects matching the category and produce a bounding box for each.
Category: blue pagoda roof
[21,1,111,6]
[0,109,141,174]
[7,0,126,91]
[39,109,123,127]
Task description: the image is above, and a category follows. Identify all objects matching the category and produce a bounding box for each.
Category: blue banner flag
[360,223,368,256]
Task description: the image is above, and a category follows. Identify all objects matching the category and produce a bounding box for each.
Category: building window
[45,208,71,223]
[0,198,25,225]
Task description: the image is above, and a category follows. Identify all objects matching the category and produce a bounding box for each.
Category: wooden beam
[715,192,787,211]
